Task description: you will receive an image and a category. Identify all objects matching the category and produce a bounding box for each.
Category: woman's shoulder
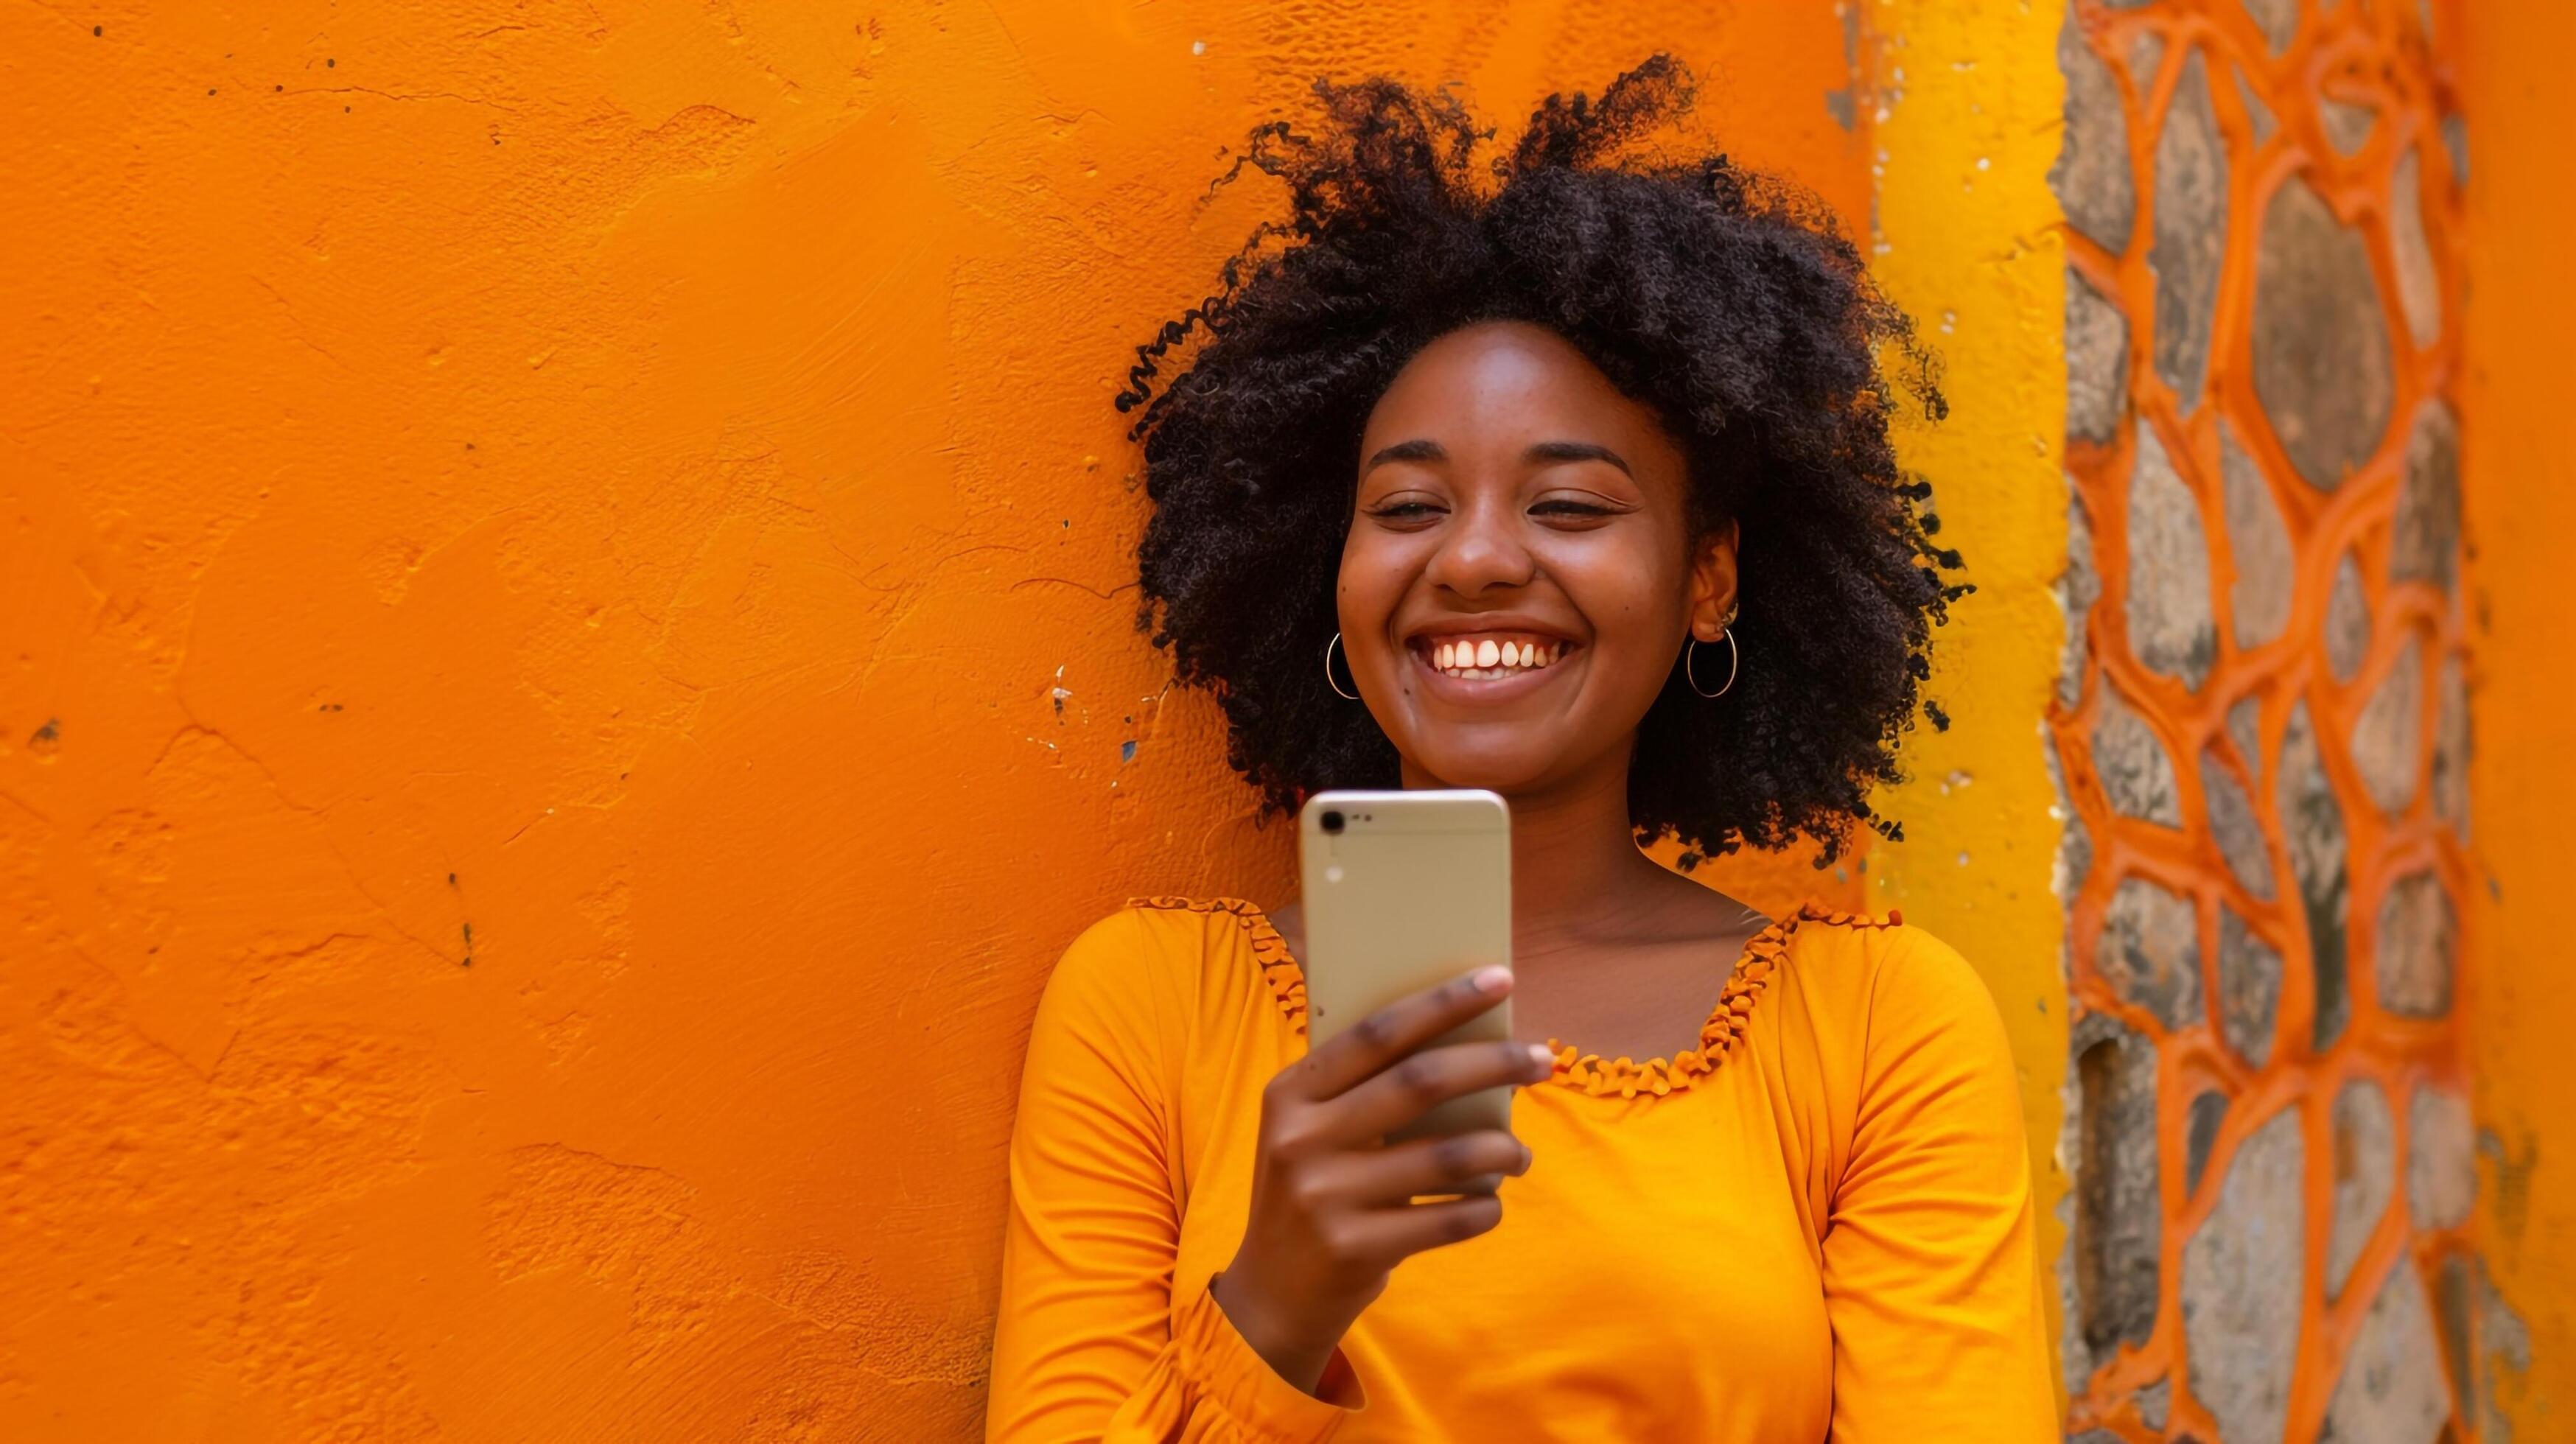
[1772,902,2013,1072]
[1040,894,1304,1038]
[1059,894,1288,970]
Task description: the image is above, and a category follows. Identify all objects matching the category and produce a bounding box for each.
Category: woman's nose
[1424,497,1536,595]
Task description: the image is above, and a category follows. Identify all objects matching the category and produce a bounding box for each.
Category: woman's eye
[1368,502,1444,520]
[1531,500,1615,519]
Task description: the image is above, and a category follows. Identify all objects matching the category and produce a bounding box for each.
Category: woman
[988,60,2054,1442]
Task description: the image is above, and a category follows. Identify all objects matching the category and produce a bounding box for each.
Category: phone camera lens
[1320,810,1345,834]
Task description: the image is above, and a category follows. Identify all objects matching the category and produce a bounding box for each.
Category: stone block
[2127,427,2218,690]
[2241,0,2297,52]
[2186,1089,2229,1194]
[2228,694,2264,785]
[2321,97,2379,155]
[2322,1262,2452,1443]
[2436,1256,2474,1433]
[2255,177,2396,490]
[2129,31,2166,87]
[2064,809,2096,899]
[2073,1012,2163,1362]
[2327,552,2371,684]
[2182,1107,2304,1444]
[2222,420,2294,649]
[2409,1083,2475,1230]
[2393,399,2462,594]
[2152,53,2229,410]
[2068,269,2130,445]
[2059,487,2100,712]
[2389,148,2442,347]
[2280,703,2351,1048]
[2205,751,2275,901]
[2135,1377,2170,1431]
[2328,1078,2394,1300]
[2216,906,2281,1067]
[2376,870,2456,1020]
[2432,656,2470,838]
[2352,641,2424,817]
[2054,7,2137,250]
[2235,67,2278,143]
[2097,688,2183,827]
[2099,876,2203,1032]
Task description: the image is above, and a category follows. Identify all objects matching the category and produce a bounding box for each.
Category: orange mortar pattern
[2052,0,2485,1439]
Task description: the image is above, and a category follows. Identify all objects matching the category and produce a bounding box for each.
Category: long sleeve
[987,911,1360,1444]
[1819,930,2058,1442]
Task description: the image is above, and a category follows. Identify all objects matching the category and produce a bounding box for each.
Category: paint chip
[1191,40,1206,55]
[1121,740,1138,763]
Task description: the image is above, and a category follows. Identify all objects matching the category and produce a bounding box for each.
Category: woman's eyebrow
[1362,438,1447,472]
[1526,440,1632,476]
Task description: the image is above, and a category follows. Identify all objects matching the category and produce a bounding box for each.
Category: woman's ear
[1687,520,1742,642]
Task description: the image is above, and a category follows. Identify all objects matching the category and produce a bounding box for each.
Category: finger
[1333,1194,1506,1266]
[1330,1039,1555,1142]
[1294,967,1514,1099]
[1305,1130,1531,1207]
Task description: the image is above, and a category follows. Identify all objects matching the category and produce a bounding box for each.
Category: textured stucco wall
[1862,0,2078,1393]
[0,4,2070,1439]
[2460,0,2576,1436]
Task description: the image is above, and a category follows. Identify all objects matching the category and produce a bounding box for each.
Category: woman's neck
[1400,749,1687,953]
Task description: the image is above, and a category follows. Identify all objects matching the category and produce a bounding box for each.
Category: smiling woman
[1118,59,1965,866]
[1341,322,1735,802]
[987,58,2054,1443]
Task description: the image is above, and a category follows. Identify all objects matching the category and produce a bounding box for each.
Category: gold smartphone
[1298,788,1514,1142]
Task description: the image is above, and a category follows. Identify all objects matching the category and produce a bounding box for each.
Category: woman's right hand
[1209,965,1552,1395]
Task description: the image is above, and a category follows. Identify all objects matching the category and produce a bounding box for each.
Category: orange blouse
[987,897,2055,1443]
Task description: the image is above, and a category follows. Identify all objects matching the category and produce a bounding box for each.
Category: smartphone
[1298,788,1514,1143]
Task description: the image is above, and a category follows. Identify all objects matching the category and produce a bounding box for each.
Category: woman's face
[1338,320,1738,797]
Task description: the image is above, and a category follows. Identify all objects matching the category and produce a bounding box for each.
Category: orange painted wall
[0,5,1874,1437]
[2459,0,2576,1434]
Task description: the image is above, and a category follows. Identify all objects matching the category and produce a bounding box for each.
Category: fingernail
[1473,967,1512,995]
[1526,1043,1555,1070]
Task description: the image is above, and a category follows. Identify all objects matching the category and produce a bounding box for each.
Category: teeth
[1426,637,1570,678]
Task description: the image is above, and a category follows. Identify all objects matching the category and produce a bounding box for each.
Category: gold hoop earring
[1324,632,1361,701]
[1685,629,1738,699]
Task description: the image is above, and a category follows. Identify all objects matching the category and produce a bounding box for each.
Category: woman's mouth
[1412,634,1572,683]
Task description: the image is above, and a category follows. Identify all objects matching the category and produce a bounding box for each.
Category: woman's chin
[1398,744,1567,799]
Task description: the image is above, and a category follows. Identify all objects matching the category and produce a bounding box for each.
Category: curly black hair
[1116,57,1963,863]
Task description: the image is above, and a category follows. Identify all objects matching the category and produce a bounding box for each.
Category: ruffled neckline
[1126,895,1906,1101]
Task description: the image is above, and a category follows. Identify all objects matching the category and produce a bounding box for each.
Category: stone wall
[2048,0,2515,1438]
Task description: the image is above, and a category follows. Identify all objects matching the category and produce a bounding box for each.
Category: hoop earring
[1324,632,1361,701]
[1685,629,1738,699]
